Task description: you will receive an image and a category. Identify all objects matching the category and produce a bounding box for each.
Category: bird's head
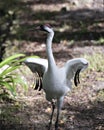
[38,24,54,33]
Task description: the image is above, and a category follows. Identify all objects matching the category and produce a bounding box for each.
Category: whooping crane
[24,24,88,130]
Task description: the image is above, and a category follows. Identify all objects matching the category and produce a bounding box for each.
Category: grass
[97,90,104,102]
[83,53,104,103]
[84,53,104,72]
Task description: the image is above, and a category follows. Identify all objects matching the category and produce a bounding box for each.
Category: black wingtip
[74,69,81,86]
[33,72,43,91]
[34,77,43,91]
[38,78,42,91]
[34,78,39,90]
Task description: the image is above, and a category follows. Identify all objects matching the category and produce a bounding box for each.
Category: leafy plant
[0,54,27,98]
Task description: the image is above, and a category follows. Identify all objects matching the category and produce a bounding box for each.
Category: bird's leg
[55,109,60,130]
[48,100,55,130]
[55,97,64,130]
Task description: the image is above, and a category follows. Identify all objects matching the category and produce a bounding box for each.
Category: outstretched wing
[24,57,48,90]
[64,58,88,86]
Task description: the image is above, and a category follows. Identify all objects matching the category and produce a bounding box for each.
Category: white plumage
[24,25,88,130]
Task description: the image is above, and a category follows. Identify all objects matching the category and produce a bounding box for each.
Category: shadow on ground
[0,100,104,130]
[10,0,104,44]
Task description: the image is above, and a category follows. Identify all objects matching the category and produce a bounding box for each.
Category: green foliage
[96,37,104,45]
[97,90,104,102]
[0,0,28,60]
[0,54,28,98]
[84,53,104,72]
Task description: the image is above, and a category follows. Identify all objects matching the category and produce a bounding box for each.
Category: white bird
[24,24,88,130]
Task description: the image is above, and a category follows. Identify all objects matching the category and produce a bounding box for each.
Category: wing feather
[24,58,48,90]
[64,58,88,86]
[24,58,48,76]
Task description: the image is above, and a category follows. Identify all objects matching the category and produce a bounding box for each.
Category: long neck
[46,31,56,71]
